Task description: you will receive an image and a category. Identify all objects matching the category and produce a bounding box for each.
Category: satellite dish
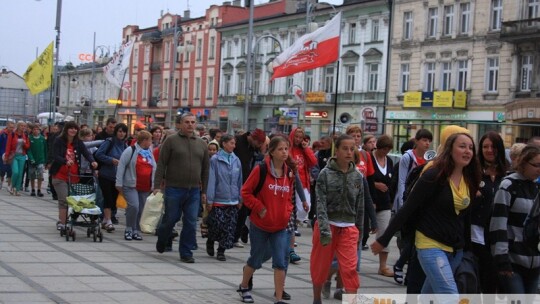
[424,150,437,161]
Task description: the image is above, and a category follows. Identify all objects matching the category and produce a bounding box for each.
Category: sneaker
[206,239,215,257]
[37,191,44,197]
[180,256,195,263]
[393,265,404,285]
[156,241,165,253]
[294,230,301,237]
[216,251,226,261]
[362,245,369,251]
[333,288,343,300]
[237,284,254,303]
[234,242,244,248]
[322,280,331,299]
[111,216,119,224]
[31,190,36,196]
[289,250,301,263]
[274,291,291,301]
[56,222,65,231]
[124,230,133,241]
[132,232,143,241]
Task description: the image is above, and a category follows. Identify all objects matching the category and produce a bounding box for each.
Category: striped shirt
[490,172,540,272]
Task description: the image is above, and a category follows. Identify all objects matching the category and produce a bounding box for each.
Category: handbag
[140,192,164,234]
[116,193,127,209]
[2,153,14,165]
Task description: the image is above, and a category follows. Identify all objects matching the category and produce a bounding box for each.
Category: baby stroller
[61,174,103,242]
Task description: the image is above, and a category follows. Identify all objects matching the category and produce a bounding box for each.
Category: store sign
[155,113,165,118]
[433,91,453,108]
[454,91,467,109]
[305,111,328,118]
[386,110,497,121]
[305,91,328,103]
[107,99,122,104]
[403,92,422,107]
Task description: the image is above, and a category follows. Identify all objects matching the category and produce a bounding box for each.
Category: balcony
[501,17,540,43]
[150,62,162,71]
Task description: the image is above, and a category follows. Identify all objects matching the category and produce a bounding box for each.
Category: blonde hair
[137,130,152,143]
[510,143,527,170]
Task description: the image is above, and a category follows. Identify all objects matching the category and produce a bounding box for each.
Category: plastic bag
[140,192,164,234]
[116,193,127,209]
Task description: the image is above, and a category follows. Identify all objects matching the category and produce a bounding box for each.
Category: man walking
[154,113,209,263]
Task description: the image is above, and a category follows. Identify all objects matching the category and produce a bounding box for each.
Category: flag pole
[331,60,340,139]
[113,66,129,117]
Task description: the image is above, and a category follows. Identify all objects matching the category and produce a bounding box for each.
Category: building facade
[386,0,520,148]
[0,67,40,122]
[218,0,390,139]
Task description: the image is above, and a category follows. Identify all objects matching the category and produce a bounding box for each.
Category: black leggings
[98,177,118,210]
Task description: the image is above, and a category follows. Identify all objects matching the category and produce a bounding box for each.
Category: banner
[270,12,342,80]
[103,40,134,89]
[23,41,54,95]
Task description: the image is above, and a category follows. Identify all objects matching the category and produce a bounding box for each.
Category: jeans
[247,223,289,270]
[157,187,200,258]
[498,263,540,294]
[417,248,462,301]
[11,154,26,191]
[123,186,150,232]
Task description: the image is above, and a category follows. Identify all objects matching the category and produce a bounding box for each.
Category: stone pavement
[0,185,405,304]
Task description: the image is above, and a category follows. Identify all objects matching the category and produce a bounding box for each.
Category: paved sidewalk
[0,185,405,303]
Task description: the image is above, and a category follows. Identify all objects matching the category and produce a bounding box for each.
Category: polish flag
[270,12,341,80]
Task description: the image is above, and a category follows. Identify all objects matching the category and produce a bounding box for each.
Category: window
[457,60,468,91]
[324,66,335,93]
[196,39,202,60]
[143,80,147,99]
[183,78,189,99]
[443,5,454,36]
[184,46,190,62]
[133,48,138,68]
[425,62,436,92]
[195,77,200,98]
[529,0,540,25]
[207,76,213,98]
[165,41,170,62]
[486,57,499,92]
[368,64,378,91]
[132,81,137,101]
[306,70,314,92]
[289,33,295,47]
[226,41,232,57]
[521,55,533,91]
[286,77,294,91]
[441,62,452,90]
[403,12,413,40]
[253,73,260,95]
[224,74,231,95]
[490,0,502,30]
[164,78,169,96]
[428,8,438,38]
[241,38,246,56]
[209,37,215,59]
[460,3,471,34]
[268,73,275,94]
[174,79,179,99]
[237,72,245,93]
[349,23,357,44]
[346,65,356,92]
[144,45,150,65]
[398,64,409,93]
[371,20,380,41]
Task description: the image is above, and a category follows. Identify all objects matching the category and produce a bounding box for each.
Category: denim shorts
[247,222,289,270]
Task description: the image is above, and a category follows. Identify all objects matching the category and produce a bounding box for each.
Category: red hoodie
[241,157,294,233]
[288,127,317,190]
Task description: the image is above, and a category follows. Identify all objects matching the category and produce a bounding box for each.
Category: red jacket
[241,157,294,232]
[5,131,30,157]
[288,127,317,190]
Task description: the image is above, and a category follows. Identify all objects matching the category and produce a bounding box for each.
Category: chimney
[184,10,190,19]
[232,0,241,6]
[223,1,231,5]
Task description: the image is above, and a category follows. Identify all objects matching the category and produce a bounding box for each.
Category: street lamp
[164,17,186,129]
[89,32,111,129]
[286,84,306,126]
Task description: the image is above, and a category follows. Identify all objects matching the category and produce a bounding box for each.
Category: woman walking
[237,136,294,304]
[116,130,156,241]
[5,121,30,196]
[49,121,97,231]
[206,134,242,261]
[372,133,480,303]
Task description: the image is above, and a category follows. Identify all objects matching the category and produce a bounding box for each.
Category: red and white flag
[270,12,341,80]
[103,40,134,89]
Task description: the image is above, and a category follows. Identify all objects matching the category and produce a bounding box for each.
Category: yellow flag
[23,42,54,95]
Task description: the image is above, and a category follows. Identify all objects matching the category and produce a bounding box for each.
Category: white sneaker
[233,242,244,248]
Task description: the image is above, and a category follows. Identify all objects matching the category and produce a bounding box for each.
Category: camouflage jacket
[316,157,365,242]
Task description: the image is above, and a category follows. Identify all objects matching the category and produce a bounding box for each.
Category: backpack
[523,192,540,251]
[253,162,292,196]
[454,251,480,294]
[389,154,414,203]
[402,161,428,203]
[93,138,114,170]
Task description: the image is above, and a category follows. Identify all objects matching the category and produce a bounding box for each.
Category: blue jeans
[11,154,26,191]
[157,187,200,258]
[247,223,289,270]
[498,263,540,294]
[417,248,462,298]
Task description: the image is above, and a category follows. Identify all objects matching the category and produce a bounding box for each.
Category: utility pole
[243,1,254,130]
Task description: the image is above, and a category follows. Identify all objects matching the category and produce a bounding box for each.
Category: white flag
[103,40,134,89]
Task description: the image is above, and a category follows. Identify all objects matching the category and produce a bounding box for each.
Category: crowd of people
[0,116,539,304]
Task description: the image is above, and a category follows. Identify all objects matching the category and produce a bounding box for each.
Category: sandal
[237,284,254,303]
[124,230,132,241]
[393,265,404,284]
[132,232,143,241]
[378,267,394,277]
[105,223,115,232]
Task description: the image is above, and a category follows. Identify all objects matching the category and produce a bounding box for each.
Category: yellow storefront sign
[403,92,422,108]
[107,99,122,104]
[433,91,453,107]
[306,91,326,103]
[454,91,467,109]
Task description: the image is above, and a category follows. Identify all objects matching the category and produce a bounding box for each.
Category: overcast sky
[1,0,342,76]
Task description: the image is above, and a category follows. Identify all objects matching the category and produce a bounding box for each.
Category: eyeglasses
[529,162,540,168]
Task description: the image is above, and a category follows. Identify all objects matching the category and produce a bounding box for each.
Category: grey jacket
[316,157,365,242]
[115,144,156,190]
